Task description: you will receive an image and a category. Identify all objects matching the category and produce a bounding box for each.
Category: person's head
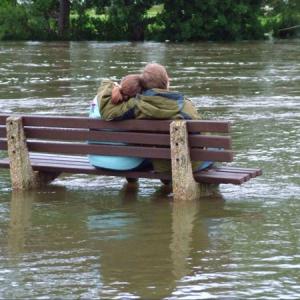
[141,63,169,90]
[111,74,142,104]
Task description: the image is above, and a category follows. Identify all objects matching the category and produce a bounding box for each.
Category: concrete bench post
[170,120,201,201]
[6,116,58,190]
[170,120,216,201]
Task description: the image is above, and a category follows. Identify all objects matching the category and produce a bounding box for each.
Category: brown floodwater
[0,40,299,299]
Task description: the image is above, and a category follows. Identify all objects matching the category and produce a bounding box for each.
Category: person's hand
[111,86,123,104]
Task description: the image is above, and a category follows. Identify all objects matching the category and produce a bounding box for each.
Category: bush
[0,2,30,40]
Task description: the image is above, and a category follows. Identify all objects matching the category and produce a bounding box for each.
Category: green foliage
[262,0,300,37]
[105,0,156,40]
[157,0,264,41]
[0,0,298,41]
[26,0,59,40]
[0,1,29,40]
[70,11,109,40]
[0,0,59,40]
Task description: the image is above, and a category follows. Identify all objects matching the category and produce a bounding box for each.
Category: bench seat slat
[0,154,259,185]
[29,155,261,177]
[215,166,262,177]
[28,155,93,167]
[0,157,170,180]
[30,153,89,161]
[27,153,261,178]
[194,170,251,184]
[218,166,262,176]
[0,115,230,133]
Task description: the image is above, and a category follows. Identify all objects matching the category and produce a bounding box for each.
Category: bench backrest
[0,115,233,162]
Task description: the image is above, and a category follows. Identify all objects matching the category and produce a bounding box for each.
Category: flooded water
[0,40,299,299]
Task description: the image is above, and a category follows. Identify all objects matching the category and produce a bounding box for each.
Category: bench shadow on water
[6,182,245,299]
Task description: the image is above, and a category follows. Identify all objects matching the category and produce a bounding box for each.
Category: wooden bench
[0,114,262,200]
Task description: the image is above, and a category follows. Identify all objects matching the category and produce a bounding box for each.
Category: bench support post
[6,116,58,190]
[170,120,216,201]
[170,120,201,201]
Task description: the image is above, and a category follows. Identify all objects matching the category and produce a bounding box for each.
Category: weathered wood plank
[1,138,233,161]
[0,157,170,180]
[0,115,7,125]
[0,139,7,150]
[216,166,262,176]
[215,166,261,177]
[190,149,233,162]
[0,154,259,185]
[24,127,170,145]
[3,141,231,161]
[194,170,250,184]
[27,155,261,178]
[0,114,231,133]
[26,141,170,159]
[187,120,230,133]
[189,135,232,149]
[2,127,232,149]
[0,126,5,137]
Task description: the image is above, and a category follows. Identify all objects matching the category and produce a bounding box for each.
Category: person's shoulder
[100,78,115,86]
[97,79,115,94]
[184,96,193,102]
[153,88,168,93]
[143,88,182,96]
[154,88,181,94]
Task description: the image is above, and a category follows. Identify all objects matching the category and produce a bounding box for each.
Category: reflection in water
[4,186,241,299]
[170,200,200,280]
[6,191,34,300]
[119,181,139,204]
[93,185,231,299]
[8,191,34,256]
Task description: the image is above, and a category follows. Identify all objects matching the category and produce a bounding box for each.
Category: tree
[0,0,298,41]
[0,0,29,40]
[157,0,264,41]
[262,0,300,37]
[107,0,156,41]
[58,0,70,38]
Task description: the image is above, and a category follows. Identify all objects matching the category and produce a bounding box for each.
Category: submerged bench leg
[170,120,215,201]
[6,116,58,190]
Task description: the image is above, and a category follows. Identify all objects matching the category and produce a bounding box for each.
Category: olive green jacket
[97,79,202,172]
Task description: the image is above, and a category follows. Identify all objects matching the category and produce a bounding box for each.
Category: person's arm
[97,79,137,121]
[182,98,201,120]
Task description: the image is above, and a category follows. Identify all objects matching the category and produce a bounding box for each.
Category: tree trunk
[131,23,144,41]
[58,0,70,39]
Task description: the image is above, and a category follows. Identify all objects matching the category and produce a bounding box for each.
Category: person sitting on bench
[97,63,213,173]
[88,74,149,171]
